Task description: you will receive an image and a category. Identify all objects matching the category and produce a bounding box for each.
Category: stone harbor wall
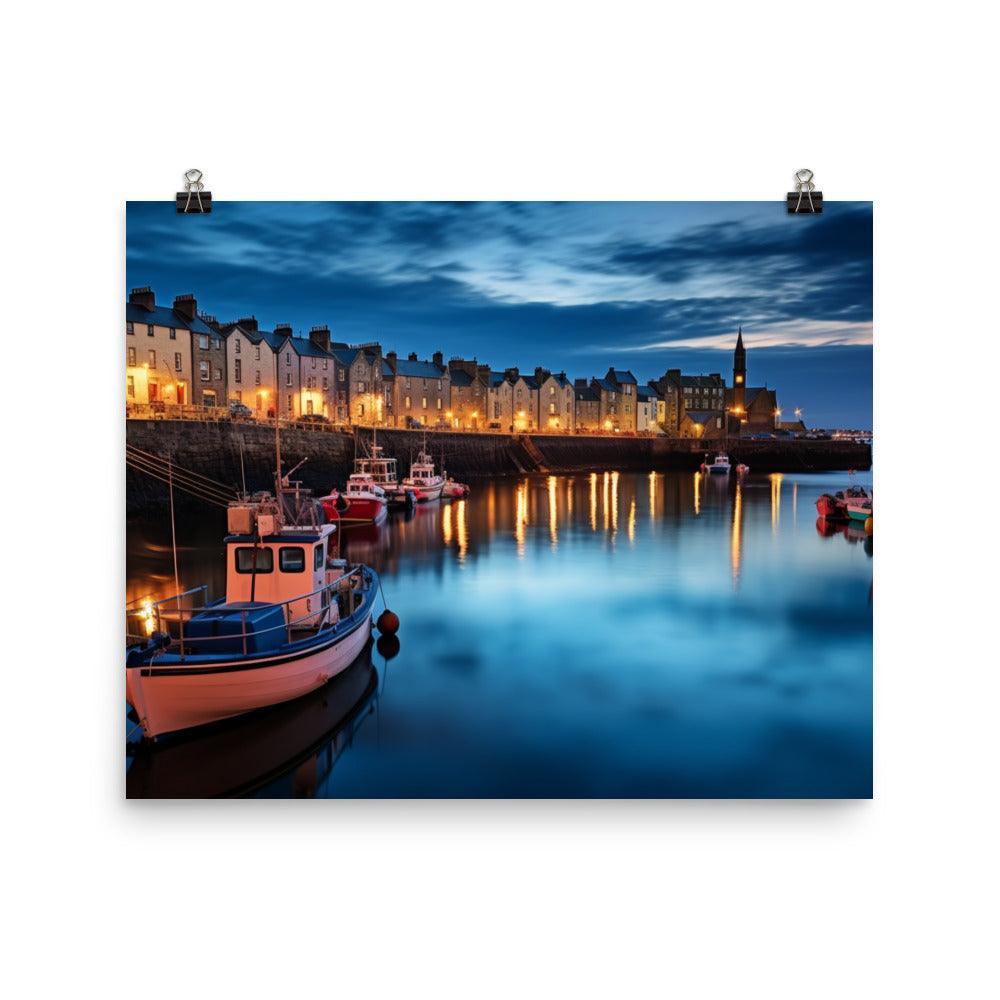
[126,419,872,517]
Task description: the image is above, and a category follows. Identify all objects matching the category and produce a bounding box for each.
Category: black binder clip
[176,169,212,214]
[787,169,822,214]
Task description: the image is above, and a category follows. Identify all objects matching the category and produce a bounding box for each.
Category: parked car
[296,413,330,426]
[228,400,253,421]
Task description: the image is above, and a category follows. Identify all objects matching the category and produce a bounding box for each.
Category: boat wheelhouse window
[279,547,306,573]
[235,547,274,573]
[314,545,324,571]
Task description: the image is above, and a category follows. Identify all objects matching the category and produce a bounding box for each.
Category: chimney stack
[432,350,443,368]
[172,294,198,322]
[309,324,331,352]
[574,377,588,388]
[274,323,293,339]
[129,286,155,310]
[385,350,398,373]
[408,352,418,362]
[237,316,259,332]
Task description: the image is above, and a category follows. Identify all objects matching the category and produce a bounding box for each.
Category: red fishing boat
[815,484,870,520]
[321,474,388,525]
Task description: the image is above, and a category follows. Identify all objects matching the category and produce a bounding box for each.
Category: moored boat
[321,473,388,525]
[125,490,380,739]
[403,449,444,502]
[846,496,873,522]
[815,484,870,520]
[705,452,731,475]
[442,478,470,499]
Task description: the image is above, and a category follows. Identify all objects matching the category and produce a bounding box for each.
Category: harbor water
[126,469,873,798]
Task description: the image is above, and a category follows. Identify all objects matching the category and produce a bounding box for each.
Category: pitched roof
[680,374,723,388]
[574,385,599,401]
[449,369,473,387]
[684,409,718,424]
[394,357,447,378]
[553,373,572,388]
[331,347,361,366]
[126,302,214,335]
[745,386,774,405]
[381,359,395,378]
[593,378,615,392]
[489,371,507,388]
[260,329,289,352]
[636,385,659,401]
[288,336,331,359]
[609,369,638,384]
[519,375,540,389]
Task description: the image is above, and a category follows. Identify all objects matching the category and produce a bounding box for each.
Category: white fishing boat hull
[127,613,374,739]
[404,478,444,502]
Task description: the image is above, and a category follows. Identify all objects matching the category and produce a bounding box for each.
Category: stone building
[724,327,779,433]
[186,303,226,408]
[383,350,449,428]
[220,317,279,416]
[282,327,335,419]
[447,358,490,429]
[591,376,620,431]
[535,369,575,432]
[488,371,514,431]
[125,287,210,408]
[680,410,725,439]
[636,384,661,433]
[573,380,601,432]
[651,369,726,435]
[511,370,540,431]
[601,368,639,432]
[332,342,385,425]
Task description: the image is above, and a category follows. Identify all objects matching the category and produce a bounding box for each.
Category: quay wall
[126,419,871,516]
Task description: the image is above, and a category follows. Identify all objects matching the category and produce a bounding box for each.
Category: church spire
[736,324,744,352]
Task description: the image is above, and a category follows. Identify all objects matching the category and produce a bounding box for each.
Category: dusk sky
[126,201,872,427]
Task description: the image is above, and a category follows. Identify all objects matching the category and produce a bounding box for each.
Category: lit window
[127,376,135,397]
[405,396,411,408]
[127,347,136,366]
[437,398,442,410]
[422,397,427,409]
[235,547,273,573]
[148,350,156,367]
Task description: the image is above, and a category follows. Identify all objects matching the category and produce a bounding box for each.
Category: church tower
[732,325,746,413]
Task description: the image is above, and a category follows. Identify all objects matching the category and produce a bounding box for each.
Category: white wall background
[2,2,997,998]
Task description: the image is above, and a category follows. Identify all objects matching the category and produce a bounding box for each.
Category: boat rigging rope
[126,446,237,508]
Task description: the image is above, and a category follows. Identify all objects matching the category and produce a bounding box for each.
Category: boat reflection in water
[126,640,381,798]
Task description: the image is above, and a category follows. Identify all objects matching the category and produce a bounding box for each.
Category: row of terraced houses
[125,287,793,437]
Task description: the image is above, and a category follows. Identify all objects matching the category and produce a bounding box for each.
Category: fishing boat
[403,448,444,502]
[126,641,379,798]
[321,473,388,525]
[125,488,380,740]
[442,478,470,499]
[705,452,731,475]
[354,441,416,510]
[815,484,870,520]
[846,496,873,522]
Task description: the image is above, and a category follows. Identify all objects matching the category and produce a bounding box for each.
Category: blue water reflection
[127,470,872,797]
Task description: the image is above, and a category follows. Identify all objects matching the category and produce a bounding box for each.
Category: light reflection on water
[127,469,873,797]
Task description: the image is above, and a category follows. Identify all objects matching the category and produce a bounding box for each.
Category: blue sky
[126,201,872,427]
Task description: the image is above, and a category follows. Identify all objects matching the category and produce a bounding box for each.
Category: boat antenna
[168,455,185,651]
